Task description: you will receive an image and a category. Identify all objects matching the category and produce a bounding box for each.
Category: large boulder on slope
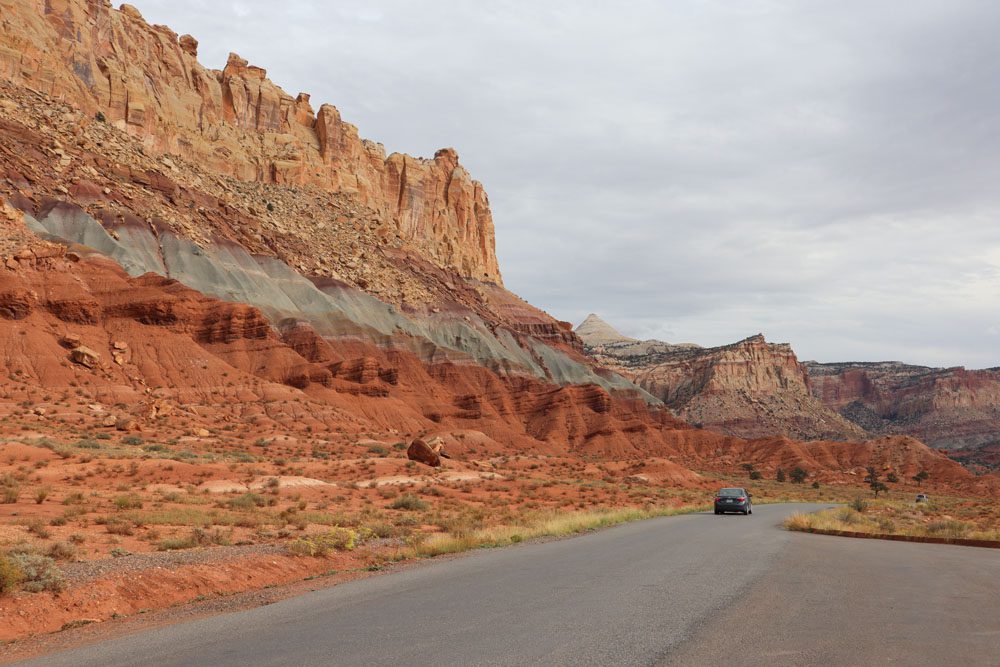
[407,438,441,468]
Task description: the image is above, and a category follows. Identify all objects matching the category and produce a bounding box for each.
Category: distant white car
[915,493,929,503]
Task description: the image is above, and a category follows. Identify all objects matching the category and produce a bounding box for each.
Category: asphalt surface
[15,503,1000,666]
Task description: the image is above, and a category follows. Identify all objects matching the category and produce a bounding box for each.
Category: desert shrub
[367,522,400,539]
[287,528,357,557]
[1,475,20,504]
[122,435,144,446]
[113,494,144,510]
[790,467,807,484]
[12,553,65,593]
[104,518,135,536]
[228,493,266,510]
[913,470,929,482]
[34,486,51,504]
[749,470,762,480]
[811,481,820,489]
[62,492,85,505]
[850,497,869,513]
[367,445,389,457]
[95,110,106,122]
[377,486,399,499]
[47,541,78,561]
[389,494,428,511]
[26,520,51,539]
[775,468,786,483]
[74,438,102,449]
[886,472,899,483]
[159,528,232,551]
[0,555,25,594]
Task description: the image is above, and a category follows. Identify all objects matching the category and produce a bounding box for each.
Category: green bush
[790,467,807,484]
[775,468,786,483]
[389,494,429,511]
[850,496,869,513]
[12,553,65,593]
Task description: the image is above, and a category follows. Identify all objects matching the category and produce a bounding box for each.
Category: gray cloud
[135,0,1000,368]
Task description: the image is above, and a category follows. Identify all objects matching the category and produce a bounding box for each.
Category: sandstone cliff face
[0,0,500,283]
[805,361,1000,456]
[578,316,869,442]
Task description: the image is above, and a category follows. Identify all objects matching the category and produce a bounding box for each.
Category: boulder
[70,346,100,368]
[407,438,441,468]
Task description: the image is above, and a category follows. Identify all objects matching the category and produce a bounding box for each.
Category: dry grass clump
[1,474,20,504]
[287,528,357,556]
[411,505,705,558]
[0,555,24,594]
[785,501,1000,544]
[159,527,233,551]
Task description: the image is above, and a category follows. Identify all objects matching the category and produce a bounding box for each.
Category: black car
[714,487,752,515]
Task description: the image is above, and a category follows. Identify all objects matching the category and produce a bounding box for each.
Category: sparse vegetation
[785,498,1000,545]
[389,494,429,511]
[288,528,357,556]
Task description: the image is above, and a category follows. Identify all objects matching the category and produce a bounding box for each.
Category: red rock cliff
[0,0,501,283]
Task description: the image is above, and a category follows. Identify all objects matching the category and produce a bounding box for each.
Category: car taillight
[736,497,746,502]
[715,497,723,502]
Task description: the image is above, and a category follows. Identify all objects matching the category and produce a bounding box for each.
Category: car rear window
[718,488,743,496]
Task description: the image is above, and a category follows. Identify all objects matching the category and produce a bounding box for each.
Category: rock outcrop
[578,316,868,442]
[0,0,500,284]
[806,361,1000,457]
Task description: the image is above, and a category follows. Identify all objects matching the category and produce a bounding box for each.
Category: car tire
[714,510,720,515]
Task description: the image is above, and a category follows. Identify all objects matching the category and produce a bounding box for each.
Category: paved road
[15,503,1000,666]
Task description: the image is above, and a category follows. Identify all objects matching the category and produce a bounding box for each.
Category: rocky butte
[578,314,1000,471]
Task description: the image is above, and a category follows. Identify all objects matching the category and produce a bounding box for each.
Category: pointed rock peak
[575,314,636,346]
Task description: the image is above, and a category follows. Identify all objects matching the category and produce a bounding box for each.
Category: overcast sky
[136,0,1000,368]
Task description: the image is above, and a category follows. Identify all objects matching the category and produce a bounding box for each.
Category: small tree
[776,468,786,483]
[886,471,899,483]
[790,467,807,484]
[749,470,762,480]
[913,470,929,482]
[811,480,820,489]
[865,466,888,498]
[741,463,754,473]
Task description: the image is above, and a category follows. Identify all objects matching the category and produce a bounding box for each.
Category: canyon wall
[577,316,868,441]
[806,361,1000,462]
[0,0,500,283]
